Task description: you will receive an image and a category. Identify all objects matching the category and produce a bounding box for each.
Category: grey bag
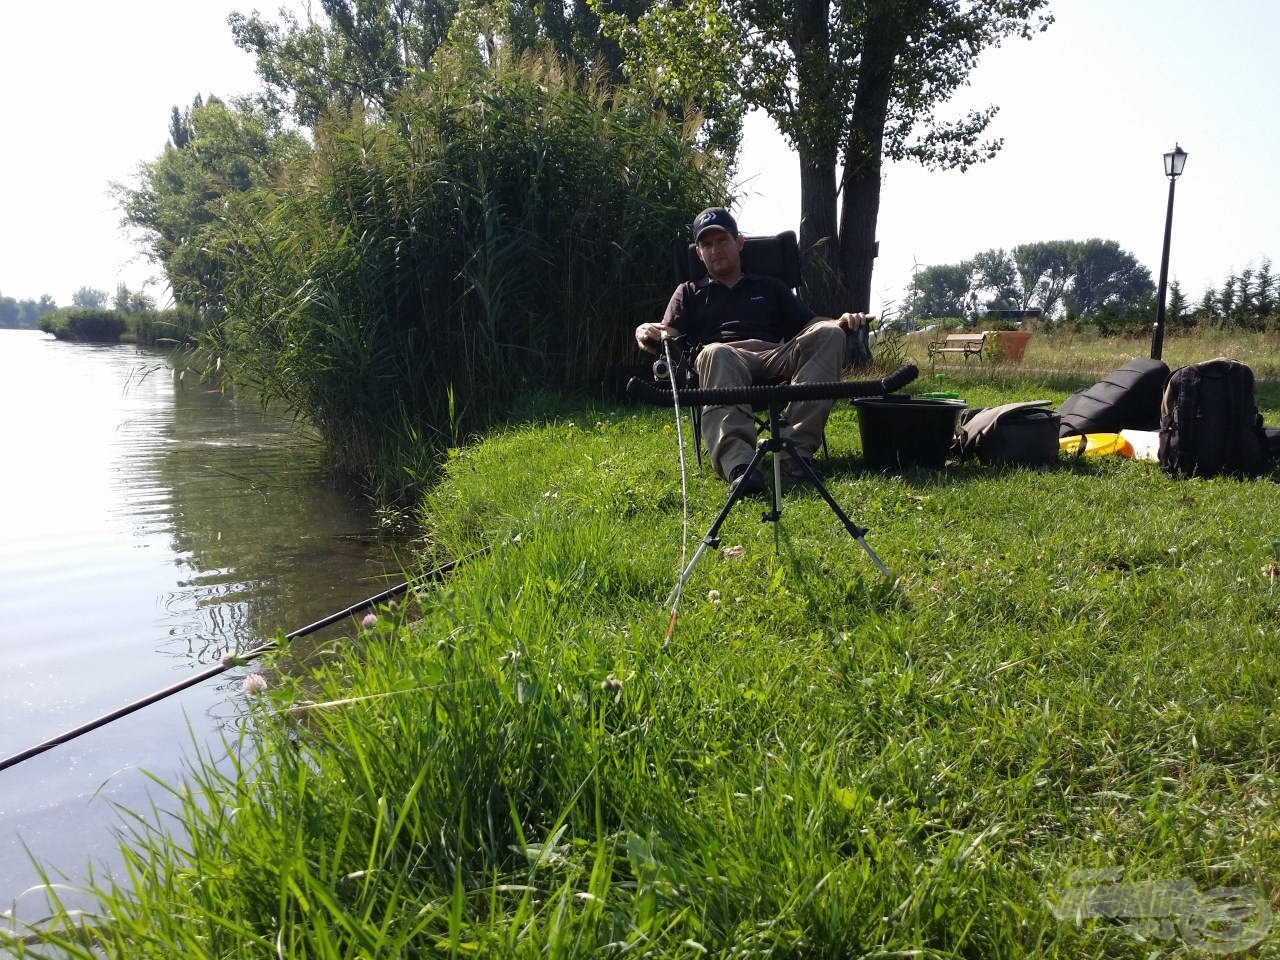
[958,400,1060,466]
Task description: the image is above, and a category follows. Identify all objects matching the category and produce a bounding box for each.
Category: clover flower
[241,673,268,696]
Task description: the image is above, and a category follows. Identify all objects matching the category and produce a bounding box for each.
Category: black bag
[1057,358,1169,437]
[958,401,1061,466]
[1157,358,1272,478]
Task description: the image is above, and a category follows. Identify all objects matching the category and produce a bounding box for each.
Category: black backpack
[1157,358,1272,478]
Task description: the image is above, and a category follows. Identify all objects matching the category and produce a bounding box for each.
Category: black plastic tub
[852,396,966,469]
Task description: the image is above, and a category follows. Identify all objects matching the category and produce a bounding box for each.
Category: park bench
[927,332,986,363]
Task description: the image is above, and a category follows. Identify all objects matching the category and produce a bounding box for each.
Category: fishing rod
[0,553,476,774]
[659,333,693,642]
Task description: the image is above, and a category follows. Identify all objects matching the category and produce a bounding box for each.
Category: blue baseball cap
[692,207,738,241]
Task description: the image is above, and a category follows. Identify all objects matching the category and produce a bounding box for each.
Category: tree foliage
[114,283,156,313]
[229,1,450,126]
[71,286,109,309]
[1062,239,1153,319]
[905,239,1154,323]
[0,293,56,329]
[117,96,309,314]
[902,263,971,320]
[591,0,749,156]
[599,0,1053,315]
[1191,257,1280,331]
[229,0,638,128]
[1010,241,1073,316]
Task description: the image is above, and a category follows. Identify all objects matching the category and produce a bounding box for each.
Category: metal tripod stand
[627,363,919,600]
[666,398,890,604]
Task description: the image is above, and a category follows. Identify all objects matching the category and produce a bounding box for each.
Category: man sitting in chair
[635,207,873,495]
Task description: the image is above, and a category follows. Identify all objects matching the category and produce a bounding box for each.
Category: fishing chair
[665,230,828,465]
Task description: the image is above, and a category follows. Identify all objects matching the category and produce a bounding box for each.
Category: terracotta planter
[984,329,1032,362]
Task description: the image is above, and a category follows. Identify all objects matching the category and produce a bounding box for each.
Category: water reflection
[0,331,407,926]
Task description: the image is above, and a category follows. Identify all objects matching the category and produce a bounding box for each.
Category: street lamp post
[1150,143,1188,360]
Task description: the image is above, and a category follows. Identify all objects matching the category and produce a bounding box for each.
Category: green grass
[8,340,1280,957]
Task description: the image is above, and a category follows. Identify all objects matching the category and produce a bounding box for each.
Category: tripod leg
[780,440,892,579]
[665,446,770,606]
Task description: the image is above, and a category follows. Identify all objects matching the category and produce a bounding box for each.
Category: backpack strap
[1162,362,1203,476]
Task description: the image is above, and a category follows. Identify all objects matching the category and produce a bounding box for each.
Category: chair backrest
[671,230,803,293]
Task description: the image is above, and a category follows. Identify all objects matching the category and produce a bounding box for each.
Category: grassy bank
[8,344,1280,957]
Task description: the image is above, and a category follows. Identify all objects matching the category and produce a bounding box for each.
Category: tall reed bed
[210,46,723,501]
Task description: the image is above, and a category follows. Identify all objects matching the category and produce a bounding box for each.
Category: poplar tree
[599,0,1053,316]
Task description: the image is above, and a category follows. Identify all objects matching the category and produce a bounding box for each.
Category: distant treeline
[37,304,204,346]
[904,241,1280,333]
[1172,260,1280,333]
[1,282,164,331]
[0,294,57,329]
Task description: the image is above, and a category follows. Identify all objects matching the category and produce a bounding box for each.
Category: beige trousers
[694,320,844,480]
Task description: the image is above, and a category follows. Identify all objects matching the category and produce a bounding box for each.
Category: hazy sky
[3,0,1276,313]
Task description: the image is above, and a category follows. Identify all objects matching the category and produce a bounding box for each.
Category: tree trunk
[793,0,847,317]
[837,13,898,316]
[798,156,843,316]
[838,163,881,314]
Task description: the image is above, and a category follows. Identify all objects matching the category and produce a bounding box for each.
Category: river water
[0,330,407,927]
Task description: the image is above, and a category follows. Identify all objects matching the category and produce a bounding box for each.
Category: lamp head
[1164,143,1188,179]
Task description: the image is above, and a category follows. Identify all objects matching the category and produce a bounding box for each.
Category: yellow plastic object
[1059,433,1135,458]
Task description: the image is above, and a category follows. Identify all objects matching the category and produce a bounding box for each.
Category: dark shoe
[729,463,766,497]
[781,456,823,484]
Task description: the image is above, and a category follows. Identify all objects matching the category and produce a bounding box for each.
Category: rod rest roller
[627,363,919,406]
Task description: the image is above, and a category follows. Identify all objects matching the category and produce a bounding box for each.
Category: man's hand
[835,312,875,332]
[635,321,674,354]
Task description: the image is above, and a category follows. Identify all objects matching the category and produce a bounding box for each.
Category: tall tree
[1218,275,1238,325]
[1063,239,1152,318]
[600,0,1052,314]
[1254,259,1274,321]
[169,105,192,148]
[72,286,108,309]
[1195,288,1219,327]
[229,1,432,126]
[969,248,1019,310]
[1011,241,1074,316]
[1236,267,1256,325]
[903,261,973,319]
[230,0,637,128]
[1166,279,1188,330]
[117,97,309,313]
[501,0,643,80]
[112,283,154,313]
[20,295,57,328]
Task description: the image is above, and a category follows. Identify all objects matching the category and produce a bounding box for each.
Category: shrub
[37,308,126,342]
[133,306,206,347]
